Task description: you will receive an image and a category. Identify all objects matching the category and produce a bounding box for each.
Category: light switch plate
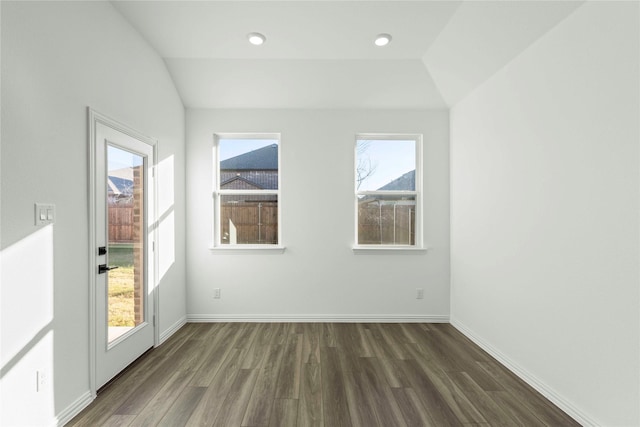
[35,203,55,226]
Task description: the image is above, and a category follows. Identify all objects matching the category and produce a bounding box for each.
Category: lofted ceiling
[111,0,583,109]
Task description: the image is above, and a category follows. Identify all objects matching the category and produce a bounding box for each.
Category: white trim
[209,245,286,254]
[187,314,449,323]
[218,189,279,196]
[450,318,598,427]
[353,246,428,254]
[87,108,98,398]
[357,190,418,196]
[151,141,160,349]
[159,315,188,345]
[214,132,279,140]
[55,391,93,427]
[356,133,424,141]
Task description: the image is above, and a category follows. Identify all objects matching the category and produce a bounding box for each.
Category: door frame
[87,108,159,397]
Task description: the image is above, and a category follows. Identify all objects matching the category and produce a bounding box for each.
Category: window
[355,134,422,247]
[214,134,280,247]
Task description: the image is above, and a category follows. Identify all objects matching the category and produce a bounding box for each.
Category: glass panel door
[107,145,145,343]
[92,111,155,390]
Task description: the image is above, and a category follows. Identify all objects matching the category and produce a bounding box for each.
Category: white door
[90,110,156,390]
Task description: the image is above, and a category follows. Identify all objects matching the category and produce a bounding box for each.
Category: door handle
[98,264,119,274]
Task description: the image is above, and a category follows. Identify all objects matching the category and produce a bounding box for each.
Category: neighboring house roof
[108,167,135,196]
[220,145,279,190]
[221,175,264,190]
[377,170,415,191]
[108,176,133,196]
[220,171,278,190]
[220,144,278,170]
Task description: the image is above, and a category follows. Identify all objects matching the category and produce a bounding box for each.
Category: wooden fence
[358,202,415,245]
[221,201,278,244]
[109,203,134,243]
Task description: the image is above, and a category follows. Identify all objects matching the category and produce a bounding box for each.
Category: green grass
[108,244,135,327]
[108,243,134,267]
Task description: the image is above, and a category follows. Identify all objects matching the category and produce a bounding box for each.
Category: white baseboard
[159,315,187,345]
[186,314,449,323]
[55,390,93,427]
[450,317,598,427]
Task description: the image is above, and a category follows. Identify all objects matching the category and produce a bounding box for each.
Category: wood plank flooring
[68,323,580,427]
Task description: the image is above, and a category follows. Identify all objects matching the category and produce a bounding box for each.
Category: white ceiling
[111,0,583,109]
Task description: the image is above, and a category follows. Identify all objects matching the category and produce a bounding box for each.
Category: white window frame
[212,133,283,251]
[353,133,424,251]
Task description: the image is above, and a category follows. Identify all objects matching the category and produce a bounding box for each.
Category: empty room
[1,0,638,426]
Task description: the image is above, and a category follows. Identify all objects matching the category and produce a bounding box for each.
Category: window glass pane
[358,195,416,245]
[107,145,145,342]
[219,139,279,190]
[220,194,278,245]
[356,139,415,191]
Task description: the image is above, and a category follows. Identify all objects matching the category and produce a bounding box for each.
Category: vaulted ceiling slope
[111,0,583,109]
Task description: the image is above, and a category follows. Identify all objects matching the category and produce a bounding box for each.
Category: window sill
[352,245,428,255]
[209,245,286,254]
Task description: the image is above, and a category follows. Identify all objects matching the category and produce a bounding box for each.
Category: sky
[219,138,278,161]
[357,139,416,191]
[108,144,143,172]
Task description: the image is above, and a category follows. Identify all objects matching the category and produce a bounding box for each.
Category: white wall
[450,2,639,426]
[186,109,450,320]
[0,2,186,425]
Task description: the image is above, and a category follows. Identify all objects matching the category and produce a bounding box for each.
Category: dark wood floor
[68,323,580,426]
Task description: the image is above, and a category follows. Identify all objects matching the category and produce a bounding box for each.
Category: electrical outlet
[416,288,424,299]
[214,288,221,299]
[36,370,47,392]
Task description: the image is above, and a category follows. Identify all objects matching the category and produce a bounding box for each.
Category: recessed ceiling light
[247,32,266,46]
[374,33,392,47]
